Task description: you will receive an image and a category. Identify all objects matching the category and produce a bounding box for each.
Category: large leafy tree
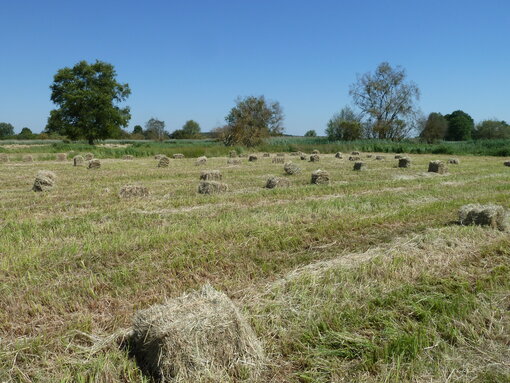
[171,120,201,139]
[349,62,420,140]
[0,122,15,138]
[144,118,166,140]
[473,119,510,140]
[326,106,362,141]
[46,60,131,144]
[219,96,284,146]
[419,112,448,143]
[444,110,474,141]
[18,127,36,140]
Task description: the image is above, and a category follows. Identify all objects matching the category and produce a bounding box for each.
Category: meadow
[0,145,509,382]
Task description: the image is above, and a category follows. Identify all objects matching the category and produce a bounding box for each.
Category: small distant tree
[0,122,15,138]
[419,113,448,143]
[144,118,166,141]
[304,130,317,137]
[171,120,201,139]
[18,127,35,140]
[444,110,474,141]
[326,106,362,141]
[221,96,284,146]
[473,119,510,140]
[133,125,143,135]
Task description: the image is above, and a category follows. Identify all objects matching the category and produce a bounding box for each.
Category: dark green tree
[326,106,362,141]
[0,122,15,138]
[473,119,510,139]
[419,113,448,143]
[132,125,143,135]
[304,130,317,137]
[171,120,201,139]
[45,60,131,144]
[18,127,35,139]
[444,110,474,141]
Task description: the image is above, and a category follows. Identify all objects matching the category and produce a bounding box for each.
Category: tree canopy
[144,118,166,140]
[0,122,15,138]
[326,106,362,141]
[444,110,474,141]
[45,60,131,144]
[419,113,448,143]
[473,119,510,140]
[171,120,201,139]
[304,130,317,137]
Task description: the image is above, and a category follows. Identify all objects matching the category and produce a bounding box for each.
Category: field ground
[0,150,509,382]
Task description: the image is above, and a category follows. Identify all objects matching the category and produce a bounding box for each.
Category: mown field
[0,147,509,382]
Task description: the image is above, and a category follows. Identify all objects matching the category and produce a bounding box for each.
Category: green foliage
[46,60,131,144]
[143,118,166,141]
[304,130,317,137]
[326,107,363,141]
[132,125,143,135]
[0,122,15,138]
[473,119,510,140]
[17,127,36,140]
[420,113,448,143]
[170,120,201,139]
[445,110,474,141]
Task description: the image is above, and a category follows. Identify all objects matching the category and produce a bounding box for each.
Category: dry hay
[33,170,56,192]
[312,149,320,155]
[311,169,330,185]
[284,161,300,175]
[398,157,411,168]
[119,185,150,198]
[375,155,385,160]
[300,154,307,160]
[173,153,185,159]
[309,154,320,162]
[504,161,510,167]
[195,156,207,165]
[428,160,447,174]
[262,153,270,157]
[351,151,360,155]
[335,152,343,159]
[248,155,258,162]
[349,156,360,161]
[448,158,460,164]
[229,150,238,158]
[290,151,300,156]
[56,153,67,161]
[366,154,373,158]
[271,157,285,164]
[198,181,228,194]
[458,204,507,230]
[394,154,402,159]
[73,155,85,166]
[265,176,290,189]
[353,161,366,171]
[123,155,134,160]
[154,154,164,160]
[0,153,9,162]
[84,153,94,160]
[200,170,222,181]
[158,156,170,168]
[128,285,264,382]
[88,159,101,169]
[276,152,285,157]
[23,155,33,162]
[227,158,241,165]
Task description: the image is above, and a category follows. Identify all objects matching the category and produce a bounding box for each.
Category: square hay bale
[73,155,85,166]
[284,161,300,175]
[448,158,459,164]
[88,159,101,169]
[428,160,446,174]
[229,150,238,158]
[158,156,170,168]
[200,170,222,181]
[375,155,385,160]
[504,161,510,167]
[349,156,360,161]
[123,155,134,160]
[276,152,285,157]
[351,151,360,155]
[300,154,307,160]
[195,156,207,165]
[23,155,33,162]
[335,152,343,159]
[198,181,228,194]
[353,161,366,171]
[33,170,56,192]
[272,157,285,164]
[0,153,9,162]
[398,157,411,168]
[290,151,300,156]
[366,154,373,158]
[248,155,258,162]
[128,285,264,382]
[312,149,320,154]
[311,169,330,185]
[227,158,241,165]
[56,153,67,161]
[84,153,94,160]
[173,153,185,159]
[458,204,507,230]
[262,153,270,157]
[119,185,149,198]
[309,154,320,162]
[394,154,402,159]
[265,176,290,189]
[154,154,163,160]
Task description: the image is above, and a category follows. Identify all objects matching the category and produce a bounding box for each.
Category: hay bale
[349,156,360,161]
[335,152,343,159]
[227,158,241,165]
[56,153,67,161]
[428,160,447,174]
[195,156,207,165]
[394,154,402,159]
[448,158,459,164]
[351,151,360,155]
[458,204,507,230]
[290,151,300,156]
[200,170,222,181]
[276,152,285,157]
[229,150,238,158]
[265,176,290,189]
[398,157,411,168]
[119,185,149,198]
[23,155,33,162]
[154,154,163,160]
[84,153,94,160]
[311,169,330,185]
[272,157,285,164]
[375,155,385,160]
[504,161,510,167]
[88,159,101,169]
[0,153,9,162]
[353,161,366,171]
[173,153,185,159]
[300,154,307,160]
[73,155,85,166]
[198,181,228,194]
[123,155,134,160]
[248,155,258,162]
[312,149,320,154]
[366,154,373,158]
[33,170,56,192]
[158,156,170,168]
[284,161,300,175]
[309,154,320,162]
[128,285,264,382]
[262,153,270,157]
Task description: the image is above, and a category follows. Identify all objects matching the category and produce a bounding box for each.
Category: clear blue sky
[1,0,509,135]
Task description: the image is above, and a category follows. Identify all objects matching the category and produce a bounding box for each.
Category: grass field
[0,150,509,382]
